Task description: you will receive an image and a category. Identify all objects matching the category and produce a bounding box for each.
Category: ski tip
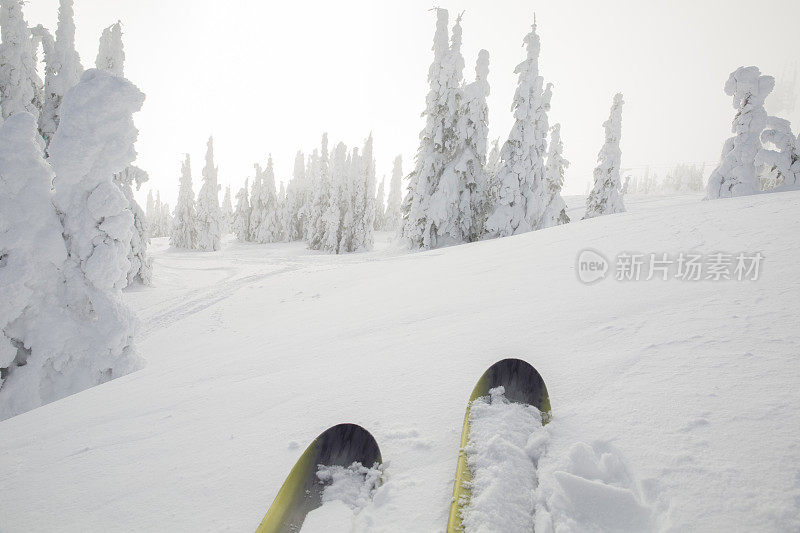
[471,358,551,421]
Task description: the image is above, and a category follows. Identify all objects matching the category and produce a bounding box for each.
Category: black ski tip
[472,358,551,417]
[314,423,383,468]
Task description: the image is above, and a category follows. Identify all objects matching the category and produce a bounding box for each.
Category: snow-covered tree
[0,0,43,122]
[0,113,67,419]
[284,150,308,241]
[96,22,124,76]
[320,142,348,253]
[34,0,83,147]
[385,155,403,232]
[354,134,376,251]
[195,137,223,251]
[402,8,463,249]
[484,21,552,237]
[706,66,775,200]
[159,197,172,237]
[232,179,250,242]
[437,47,490,243]
[250,156,282,243]
[584,93,626,219]
[45,69,142,414]
[375,177,386,230]
[221,185,233,234]
[756,116,799,191]
[170,154,198,249]
[306,134,331,249]
[540,123,570,227]
[114,165,152,285]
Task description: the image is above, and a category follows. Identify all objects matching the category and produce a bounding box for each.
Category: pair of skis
[254,358,551,533]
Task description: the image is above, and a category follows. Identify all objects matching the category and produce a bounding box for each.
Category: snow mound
[462,386,547,533]
[301,461,383,532]
[534,442,655,532]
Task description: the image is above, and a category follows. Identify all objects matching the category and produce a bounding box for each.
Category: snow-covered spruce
[96,21,124,76]
[306,135,332,250]
[114,165,152,286]
[221,185,233,235]
[147,190,172,238]
[402,8,463,250]
[484,21,552,237]
[756,116,800,191]
[706,66,775,200]
[584,93,626,219]
[0,0,43,123]
[284,150,308,241]
[356,134,376,251]
[374,176,386,231]
[384,155,403,232]
[249,156,282,243]
[232,179,251,242]
[0,114,68,418]
[195,137,223,251]
[541,123,570,228]
[32,0,84,148]
[320,142,347,253]
[170,154,198,249]
[38,69,143,416]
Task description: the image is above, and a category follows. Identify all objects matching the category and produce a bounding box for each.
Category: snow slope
[1,193,799,532]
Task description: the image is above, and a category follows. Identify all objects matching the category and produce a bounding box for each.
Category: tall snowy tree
[232,179,250,242]
[35,0,83,147]
[195,137,223,251]
[170,154,198,249]
[584,93,626,219]
[540,123,570,227]
[221,185,233,234]
[284,150,308,241]
[375,177,386,230]
[385,155,403,232]
[354,134,376,251]
[484,21,552,238]
[0,113,67,419]
[0,0,43,123]
[45,69,143,414]
[306,134,331,249]
[402,8,463,250]
[114,165,152,285]
[756,116,799,191]
[706,66,775,200]
[250,156,282,243]
[319,142,348,253]
[436,47,490,243]
[96,22,124,76]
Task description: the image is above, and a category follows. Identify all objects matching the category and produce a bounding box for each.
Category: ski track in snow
[2,193,800,532]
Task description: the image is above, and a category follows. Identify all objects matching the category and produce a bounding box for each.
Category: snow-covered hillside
[1,193,799,532]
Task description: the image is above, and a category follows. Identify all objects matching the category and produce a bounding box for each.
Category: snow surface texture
[1,193,800,531]
[706,66,775,199]
[461,386,545,532]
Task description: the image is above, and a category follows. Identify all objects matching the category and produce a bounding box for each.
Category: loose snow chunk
[300,462,383,533]
[301,500,353,533]
[462,386,546,533]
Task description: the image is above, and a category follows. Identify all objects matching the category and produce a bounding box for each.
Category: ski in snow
[255,423,382,533]
[446,358,551,532]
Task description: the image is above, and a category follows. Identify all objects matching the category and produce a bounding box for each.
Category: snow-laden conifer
[484,21,552,237]
[385,155,403,232]
[195,137,223,251]
[541,123,570,227]
[584,93,626,219]
[96,22,124,76]
[306,134,331,248]
[706,66,775,200]
[0,0,43,122]
[402,8,462,249]
[250,156,282,243]
[375,177,386,230]
[319,142,348,252]
[355,134,376,250]
[284,150,307,240]
[170,154,198,249]
[756,116,799,191]
[232,179,251,242]
[114,165,151,285]
[221,185,233,234]
[46,69,143,413]
[35,0,83,147]
[0,113,68,419]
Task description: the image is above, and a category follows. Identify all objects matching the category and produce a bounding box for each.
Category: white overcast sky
[25,0,800,205]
